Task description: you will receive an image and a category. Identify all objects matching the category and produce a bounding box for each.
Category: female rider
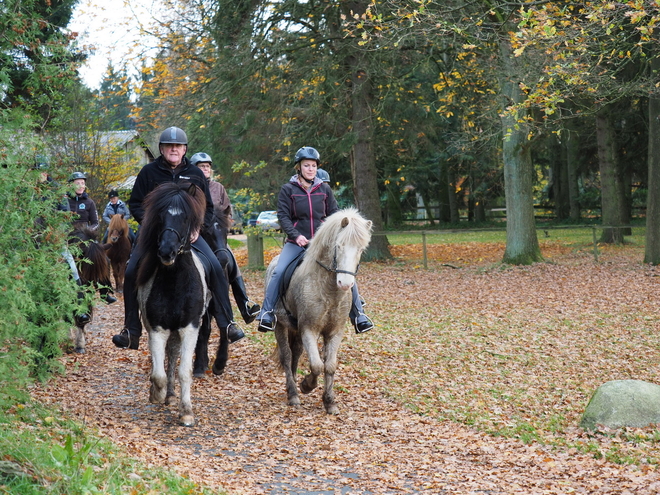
[256,146,373,334]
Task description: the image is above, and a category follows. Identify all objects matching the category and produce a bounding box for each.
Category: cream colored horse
[266,208,372,414]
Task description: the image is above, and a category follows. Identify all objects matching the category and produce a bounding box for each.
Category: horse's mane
[107,213,129,236]
[305,207,372,262]
[138,182,206,253]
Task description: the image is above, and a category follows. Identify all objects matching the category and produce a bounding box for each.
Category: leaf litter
[31,241,660,493]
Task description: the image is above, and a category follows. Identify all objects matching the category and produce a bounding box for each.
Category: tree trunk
[564,123,581,221]
[498,40,542,265]
[596,108,625,244]
[645,57,660,264]
[448,166,460,223]
[347,54,390,260]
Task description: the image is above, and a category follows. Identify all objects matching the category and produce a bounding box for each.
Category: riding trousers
[122,235,235,338]
[258,242,367,323]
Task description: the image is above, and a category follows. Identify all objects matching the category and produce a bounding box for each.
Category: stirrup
[226,322,245,343]
[257,311,276,332]
[353,313,374,334]
[245,300,261,317]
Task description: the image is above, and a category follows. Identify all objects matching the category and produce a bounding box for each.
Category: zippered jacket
[128,156,214,228]
[277,175,339,244]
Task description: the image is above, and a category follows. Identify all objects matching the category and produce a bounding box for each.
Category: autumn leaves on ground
[33,240,660,493]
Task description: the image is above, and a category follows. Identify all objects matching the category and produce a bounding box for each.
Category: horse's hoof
[180,415,195,427]
[74,347,85,354]
[325,404,340,415]
[212,364,225,375]
[288,397,301,407]
[193,371,205,378]
[300,378,316,394]
[165,395,176,406]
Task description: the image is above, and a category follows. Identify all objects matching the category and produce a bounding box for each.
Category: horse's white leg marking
[149,328,169,404]
[178,323,199,426]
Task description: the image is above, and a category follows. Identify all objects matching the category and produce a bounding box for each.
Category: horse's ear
[366,220,373,230]
[341,217,349,228]
[186,183,197,196]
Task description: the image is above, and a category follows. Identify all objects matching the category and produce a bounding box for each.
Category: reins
[158,225,191,255]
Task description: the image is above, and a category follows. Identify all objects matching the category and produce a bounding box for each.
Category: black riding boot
[98,285,117,304]
[209,295,245,343]
[232,276,260,324]
[74,279,91,326]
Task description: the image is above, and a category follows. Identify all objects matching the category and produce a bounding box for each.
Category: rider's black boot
[232,276,260,324]
[99,286,117,304]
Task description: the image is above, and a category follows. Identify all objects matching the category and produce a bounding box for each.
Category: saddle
[278,249,306,300]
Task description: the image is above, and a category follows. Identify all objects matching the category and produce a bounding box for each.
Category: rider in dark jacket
[257,146,373,334]
[67,172,99,231]
[111,127,244,350]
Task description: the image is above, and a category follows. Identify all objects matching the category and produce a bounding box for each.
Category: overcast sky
[69,0,159,90]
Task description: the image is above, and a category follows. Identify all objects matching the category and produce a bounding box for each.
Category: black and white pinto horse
[135,182,209,426]
[266,208,372,414]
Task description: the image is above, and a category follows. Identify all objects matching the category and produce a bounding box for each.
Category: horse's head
[141,183,206,266]
[309,208,373,291]
[108,214,128,243]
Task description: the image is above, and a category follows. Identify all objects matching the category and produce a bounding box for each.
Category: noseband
[158,225,190,255]
[316,247,359,277]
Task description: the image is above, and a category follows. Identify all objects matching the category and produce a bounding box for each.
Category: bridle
[316,246,360,277]
[158,225,191,255]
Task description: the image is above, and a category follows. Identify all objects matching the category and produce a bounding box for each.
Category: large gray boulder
[580,379,660,430]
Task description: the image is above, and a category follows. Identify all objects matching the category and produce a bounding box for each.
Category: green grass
[382,225,647,247]
[0,397,219,495]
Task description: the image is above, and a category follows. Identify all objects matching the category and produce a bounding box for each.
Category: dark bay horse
[68,227,112,353]
[265,208,372,414]
[194,215,233,377]
[102,213,132,293]
[136,182,209,427]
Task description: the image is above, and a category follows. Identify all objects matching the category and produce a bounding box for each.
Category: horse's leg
[299,328,322,395]
[322,331,344,415]
[149,329,169,404]
[178,325,198,426]
[275,325,300,406]
[212,321,228,375]
[193,312,211,378]
[69,324,86,354]
[165,337,179,405]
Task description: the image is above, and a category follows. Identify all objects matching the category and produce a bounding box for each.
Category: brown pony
[69,227,112,353]
[103,214,132,293]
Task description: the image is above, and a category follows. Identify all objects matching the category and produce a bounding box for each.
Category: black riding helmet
[294,146,320,165]
[68,171,87,182]
[159,126,188,145]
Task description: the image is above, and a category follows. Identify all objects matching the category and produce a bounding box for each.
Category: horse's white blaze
[335,245,360,290]
[167,206,183,216]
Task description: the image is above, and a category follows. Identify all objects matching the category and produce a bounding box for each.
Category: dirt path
[33,297,660,494]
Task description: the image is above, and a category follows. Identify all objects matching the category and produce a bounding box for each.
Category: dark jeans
[122,235,234,337]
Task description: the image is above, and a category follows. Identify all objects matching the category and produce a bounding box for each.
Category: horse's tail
[79,241,111,287]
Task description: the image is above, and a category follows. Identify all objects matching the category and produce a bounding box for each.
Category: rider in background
[111,126,244,350]
[256,146,373,334]
[101,190,135,244]
[67,172,99,231]
[67,171,115,304]
[190,152,260,324]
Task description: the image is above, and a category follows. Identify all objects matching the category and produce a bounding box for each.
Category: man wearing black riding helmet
[111,126,244,350]
[256,146,374,334]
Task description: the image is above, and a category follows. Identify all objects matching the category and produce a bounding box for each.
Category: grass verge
[0,395,219,495]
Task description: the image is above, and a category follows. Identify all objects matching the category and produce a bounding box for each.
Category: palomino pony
[68,227,112,353]
[266,207,372,414]
[103,213,132,293]
[136,182,210,427]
